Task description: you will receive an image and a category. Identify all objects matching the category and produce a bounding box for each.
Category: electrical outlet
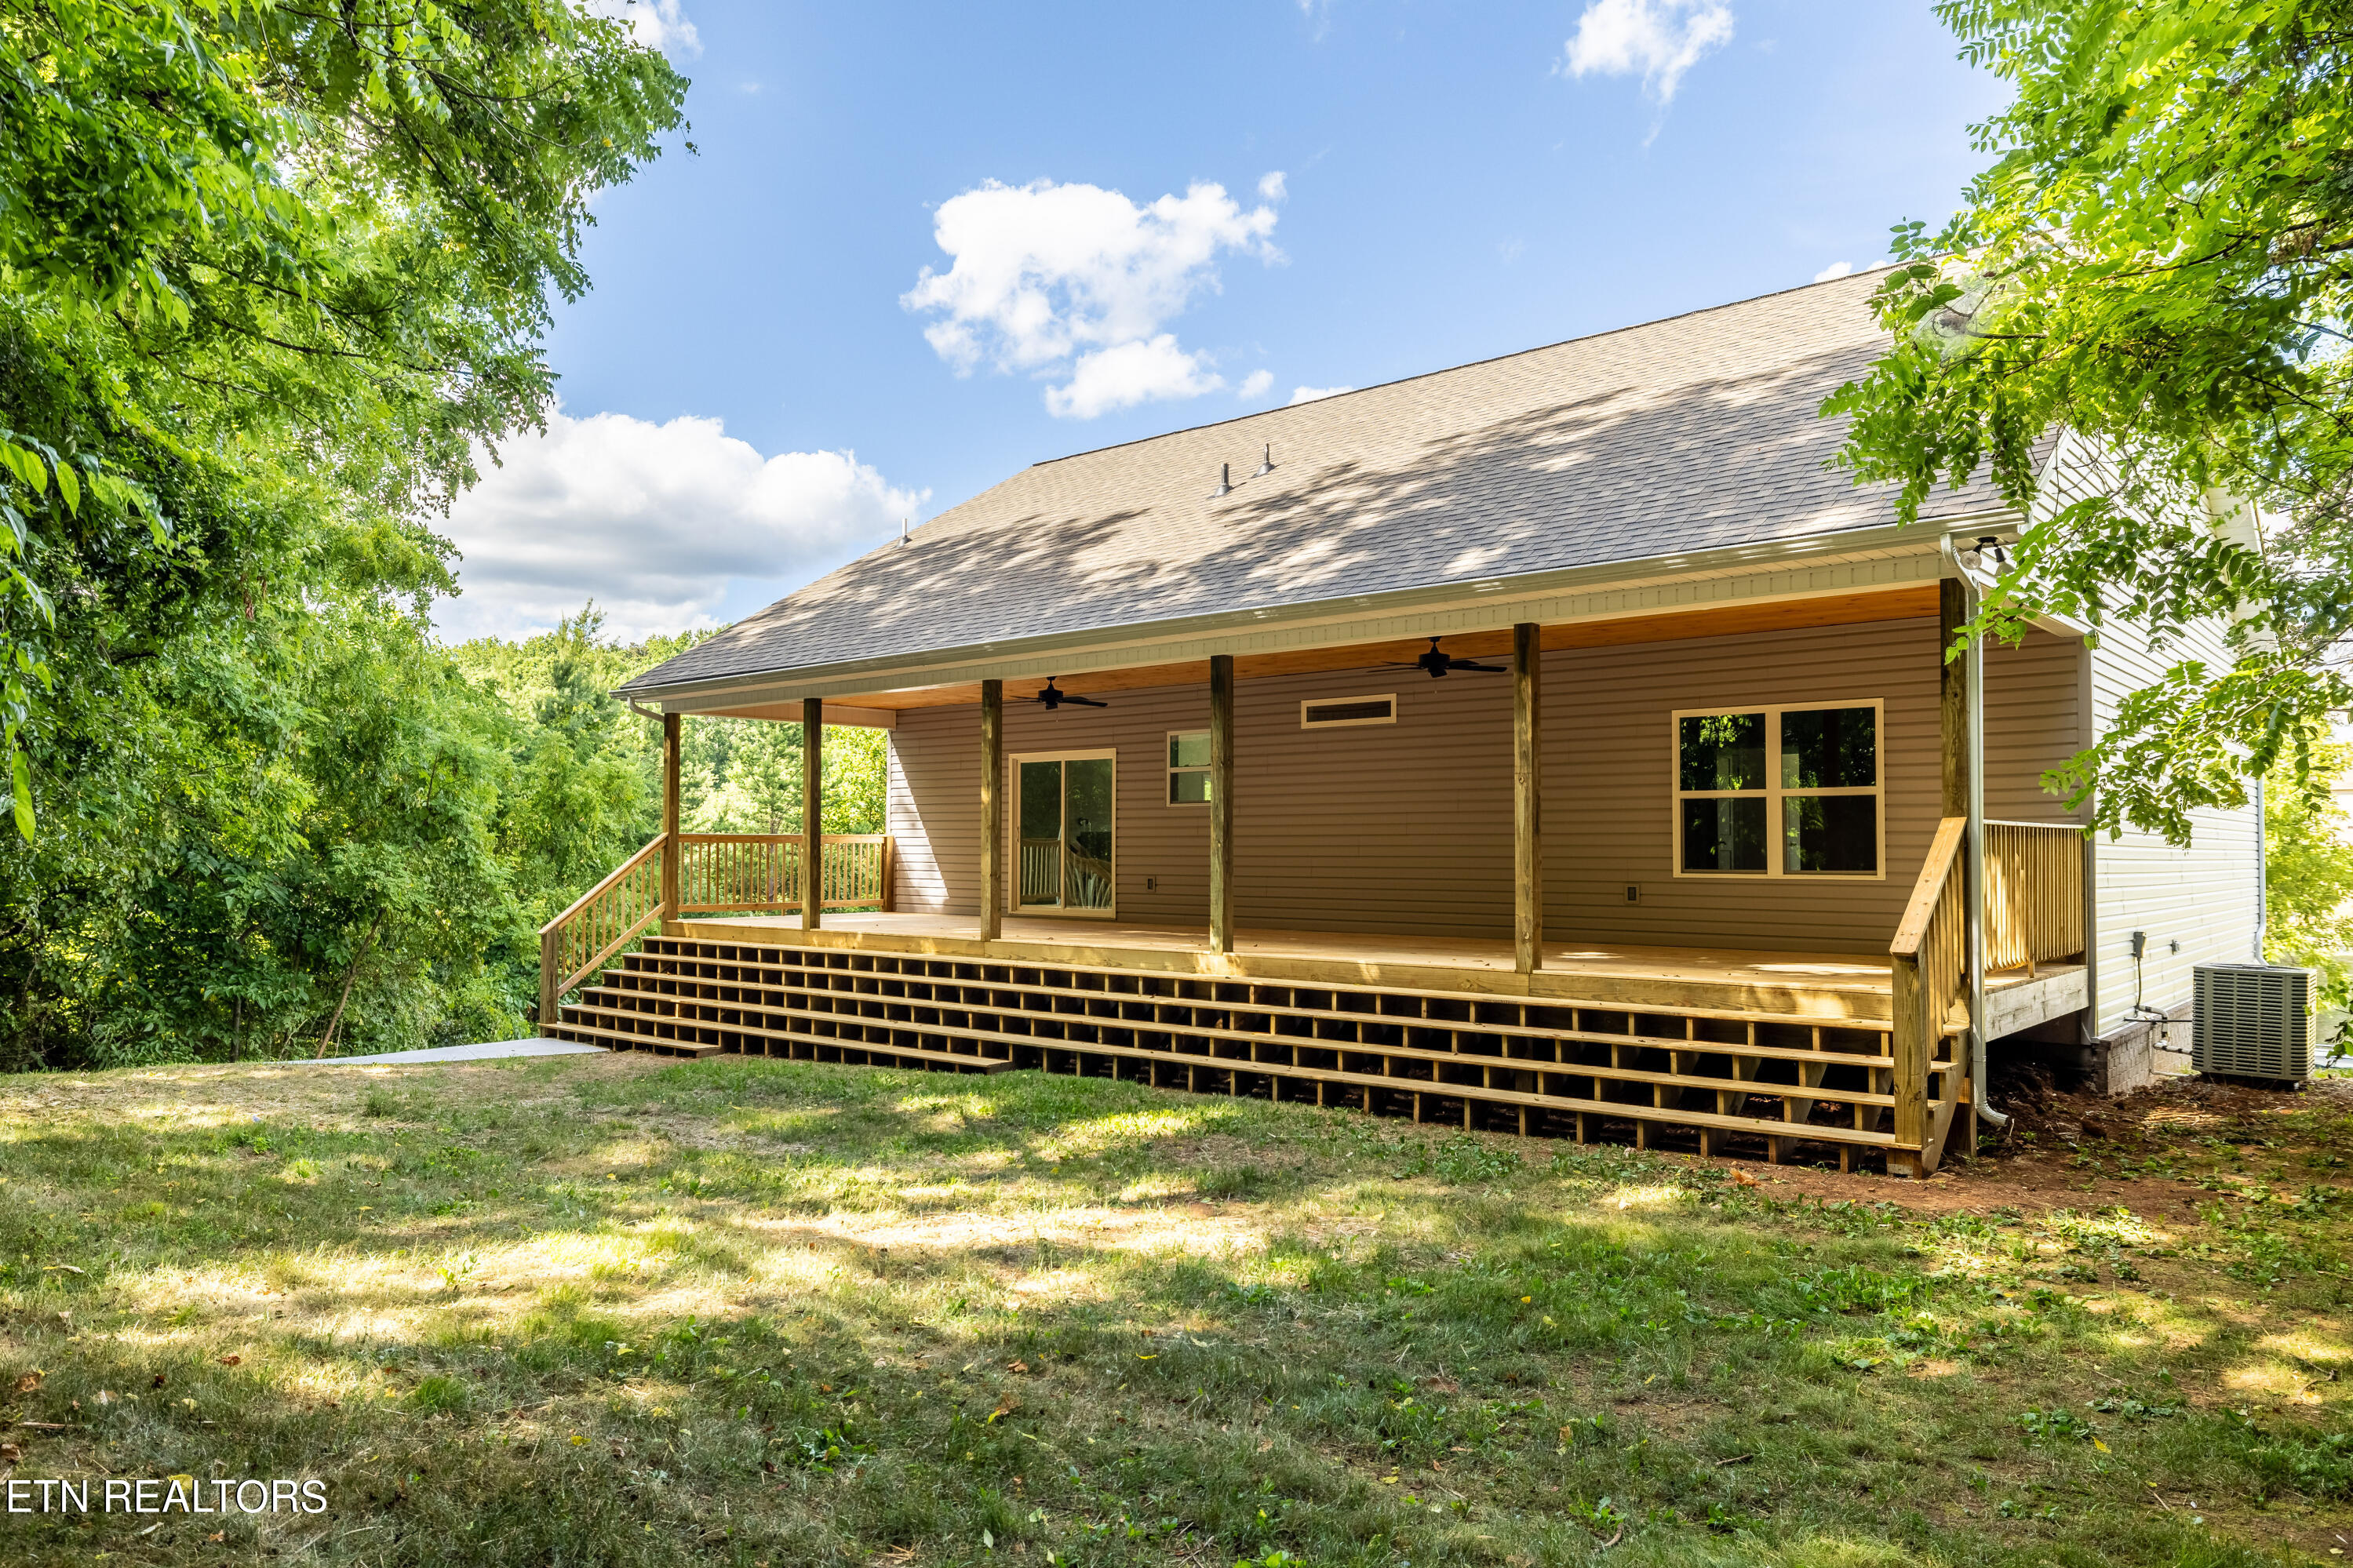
[1145,876,1156,891]
[1624,883,1640,904]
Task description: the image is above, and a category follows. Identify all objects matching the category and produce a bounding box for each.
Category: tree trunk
[315,911,386,1059]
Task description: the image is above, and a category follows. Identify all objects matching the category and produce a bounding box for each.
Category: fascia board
[626,512,2019,711]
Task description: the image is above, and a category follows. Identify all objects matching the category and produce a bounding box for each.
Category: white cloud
[1561,0,1732,104]
[1044,336,1226,420]
[435,410,923,643]
[1288,384,1353,406]
[585,0,701,57]
[902,175,1284,417]
[1237,369,1275,400]
[1814,260,1855,282]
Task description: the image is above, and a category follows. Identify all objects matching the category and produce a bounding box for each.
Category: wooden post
[802,697,823,930]
[978,679,1003,942]
[537,927,559,1038]
[1942,573,1980,1163]
[659,711,682,919]
[1208,653,1236,955]
[1940,577,1969,818]
[1889,954,1927,1177]
[1513,622,1543,973]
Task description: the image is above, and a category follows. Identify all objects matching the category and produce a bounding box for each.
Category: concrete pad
[299,1039,606,1067]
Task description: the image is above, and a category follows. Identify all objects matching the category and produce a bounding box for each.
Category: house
[544,269,2261,1173]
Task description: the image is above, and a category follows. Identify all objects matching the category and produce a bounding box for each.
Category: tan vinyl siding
[887,615,2085,953]
[886,715,976,915]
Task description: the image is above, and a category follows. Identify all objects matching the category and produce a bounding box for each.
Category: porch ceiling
[692,581,1940,719]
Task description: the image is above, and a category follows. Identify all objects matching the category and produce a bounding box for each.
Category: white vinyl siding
[2086,611,2263,1034]
[2033,431,2265,1036]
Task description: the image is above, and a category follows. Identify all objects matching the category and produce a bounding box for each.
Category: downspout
[1947,535,2011,1133]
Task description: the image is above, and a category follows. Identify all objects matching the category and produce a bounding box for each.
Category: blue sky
[436,0,2008,644]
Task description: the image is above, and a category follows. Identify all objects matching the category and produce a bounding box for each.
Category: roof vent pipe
[899,518,911,546]
[1211,463,1230,498]
[1253,443,1274,478]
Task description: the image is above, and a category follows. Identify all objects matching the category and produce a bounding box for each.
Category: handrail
[538,835,666,1032]
[540,835,664,937]
[537,831,897,1036]
[1888,817,1969,1177]
[1890,817,1966,959]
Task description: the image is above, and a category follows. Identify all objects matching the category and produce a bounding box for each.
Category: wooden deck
[668,912,2085,1027]
[545,915,2088,1173]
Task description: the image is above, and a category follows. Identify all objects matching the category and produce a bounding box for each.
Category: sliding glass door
[1013,751,1115,914]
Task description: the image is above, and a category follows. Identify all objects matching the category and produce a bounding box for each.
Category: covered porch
[546,579,2095,1174]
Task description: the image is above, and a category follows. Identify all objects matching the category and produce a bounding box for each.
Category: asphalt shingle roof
[624,268,2004,695]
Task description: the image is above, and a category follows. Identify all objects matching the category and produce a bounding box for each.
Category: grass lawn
[1,1052,2349,1566]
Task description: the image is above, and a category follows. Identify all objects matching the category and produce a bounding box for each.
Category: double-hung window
[1672,702,1883,877]
[1167,731,1211,804]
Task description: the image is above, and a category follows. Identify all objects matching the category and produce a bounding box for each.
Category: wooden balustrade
[1984,820,2085,973]
[539,833,892,1033]
[538,835,665,1033]
[1888,817,1969,1177]
[676,833,893,914]
[1018,839,1060,906]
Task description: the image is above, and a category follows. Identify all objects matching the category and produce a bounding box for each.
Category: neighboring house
[547,269,2261,1174]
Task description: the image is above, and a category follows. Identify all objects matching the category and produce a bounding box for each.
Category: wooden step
[554,933,1931,1165]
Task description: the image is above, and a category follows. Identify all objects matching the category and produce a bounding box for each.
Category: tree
[1826,0,2353,842]
[0,0,689,831]
[0,5,688,1067]
[2263,744,2353,1012]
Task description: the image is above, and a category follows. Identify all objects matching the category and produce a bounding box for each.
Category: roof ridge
[1025,264,1898,470]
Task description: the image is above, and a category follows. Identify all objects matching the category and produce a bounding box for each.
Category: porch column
[1940,578,1970,817]
[978,678,1003,941]
[1513,623,1543,973]
[1208,654,1235,955]
[801,697,823,930]
[1941,571,1987,1162]
[659,711,682,920]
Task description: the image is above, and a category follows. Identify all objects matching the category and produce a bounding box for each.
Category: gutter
[622,508,2020,707]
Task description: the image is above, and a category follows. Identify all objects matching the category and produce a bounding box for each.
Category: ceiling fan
[1036,677,1107,710]
[1383,636,1507,678]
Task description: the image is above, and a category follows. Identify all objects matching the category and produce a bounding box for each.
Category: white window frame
[1166,730,1211,806]
[1669,700,1885,880]
[1300,693,1397,729]
[1007,748,1119,918]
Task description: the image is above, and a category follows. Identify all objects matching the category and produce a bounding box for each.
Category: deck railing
[676,832,893,914]
[539,835,667,1032]
[538,832,892,1031]
[1887,817,2085,1173]
[1984,820,2085,973]
[1888,817,1969,1177]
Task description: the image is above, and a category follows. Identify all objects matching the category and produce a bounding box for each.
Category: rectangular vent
[2191,962,2311,1082]
[1301,694,1397,729]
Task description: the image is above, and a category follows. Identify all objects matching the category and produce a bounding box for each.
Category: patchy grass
[0,1056,2348,1566]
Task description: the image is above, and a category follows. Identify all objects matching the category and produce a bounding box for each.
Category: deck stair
[542,815,2085,1175]
[549,933,1958,1172]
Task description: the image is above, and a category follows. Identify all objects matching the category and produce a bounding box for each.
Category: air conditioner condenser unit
[2191,962,2311,1084]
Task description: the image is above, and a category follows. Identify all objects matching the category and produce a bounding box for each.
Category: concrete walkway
[299,1039,607,1067]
